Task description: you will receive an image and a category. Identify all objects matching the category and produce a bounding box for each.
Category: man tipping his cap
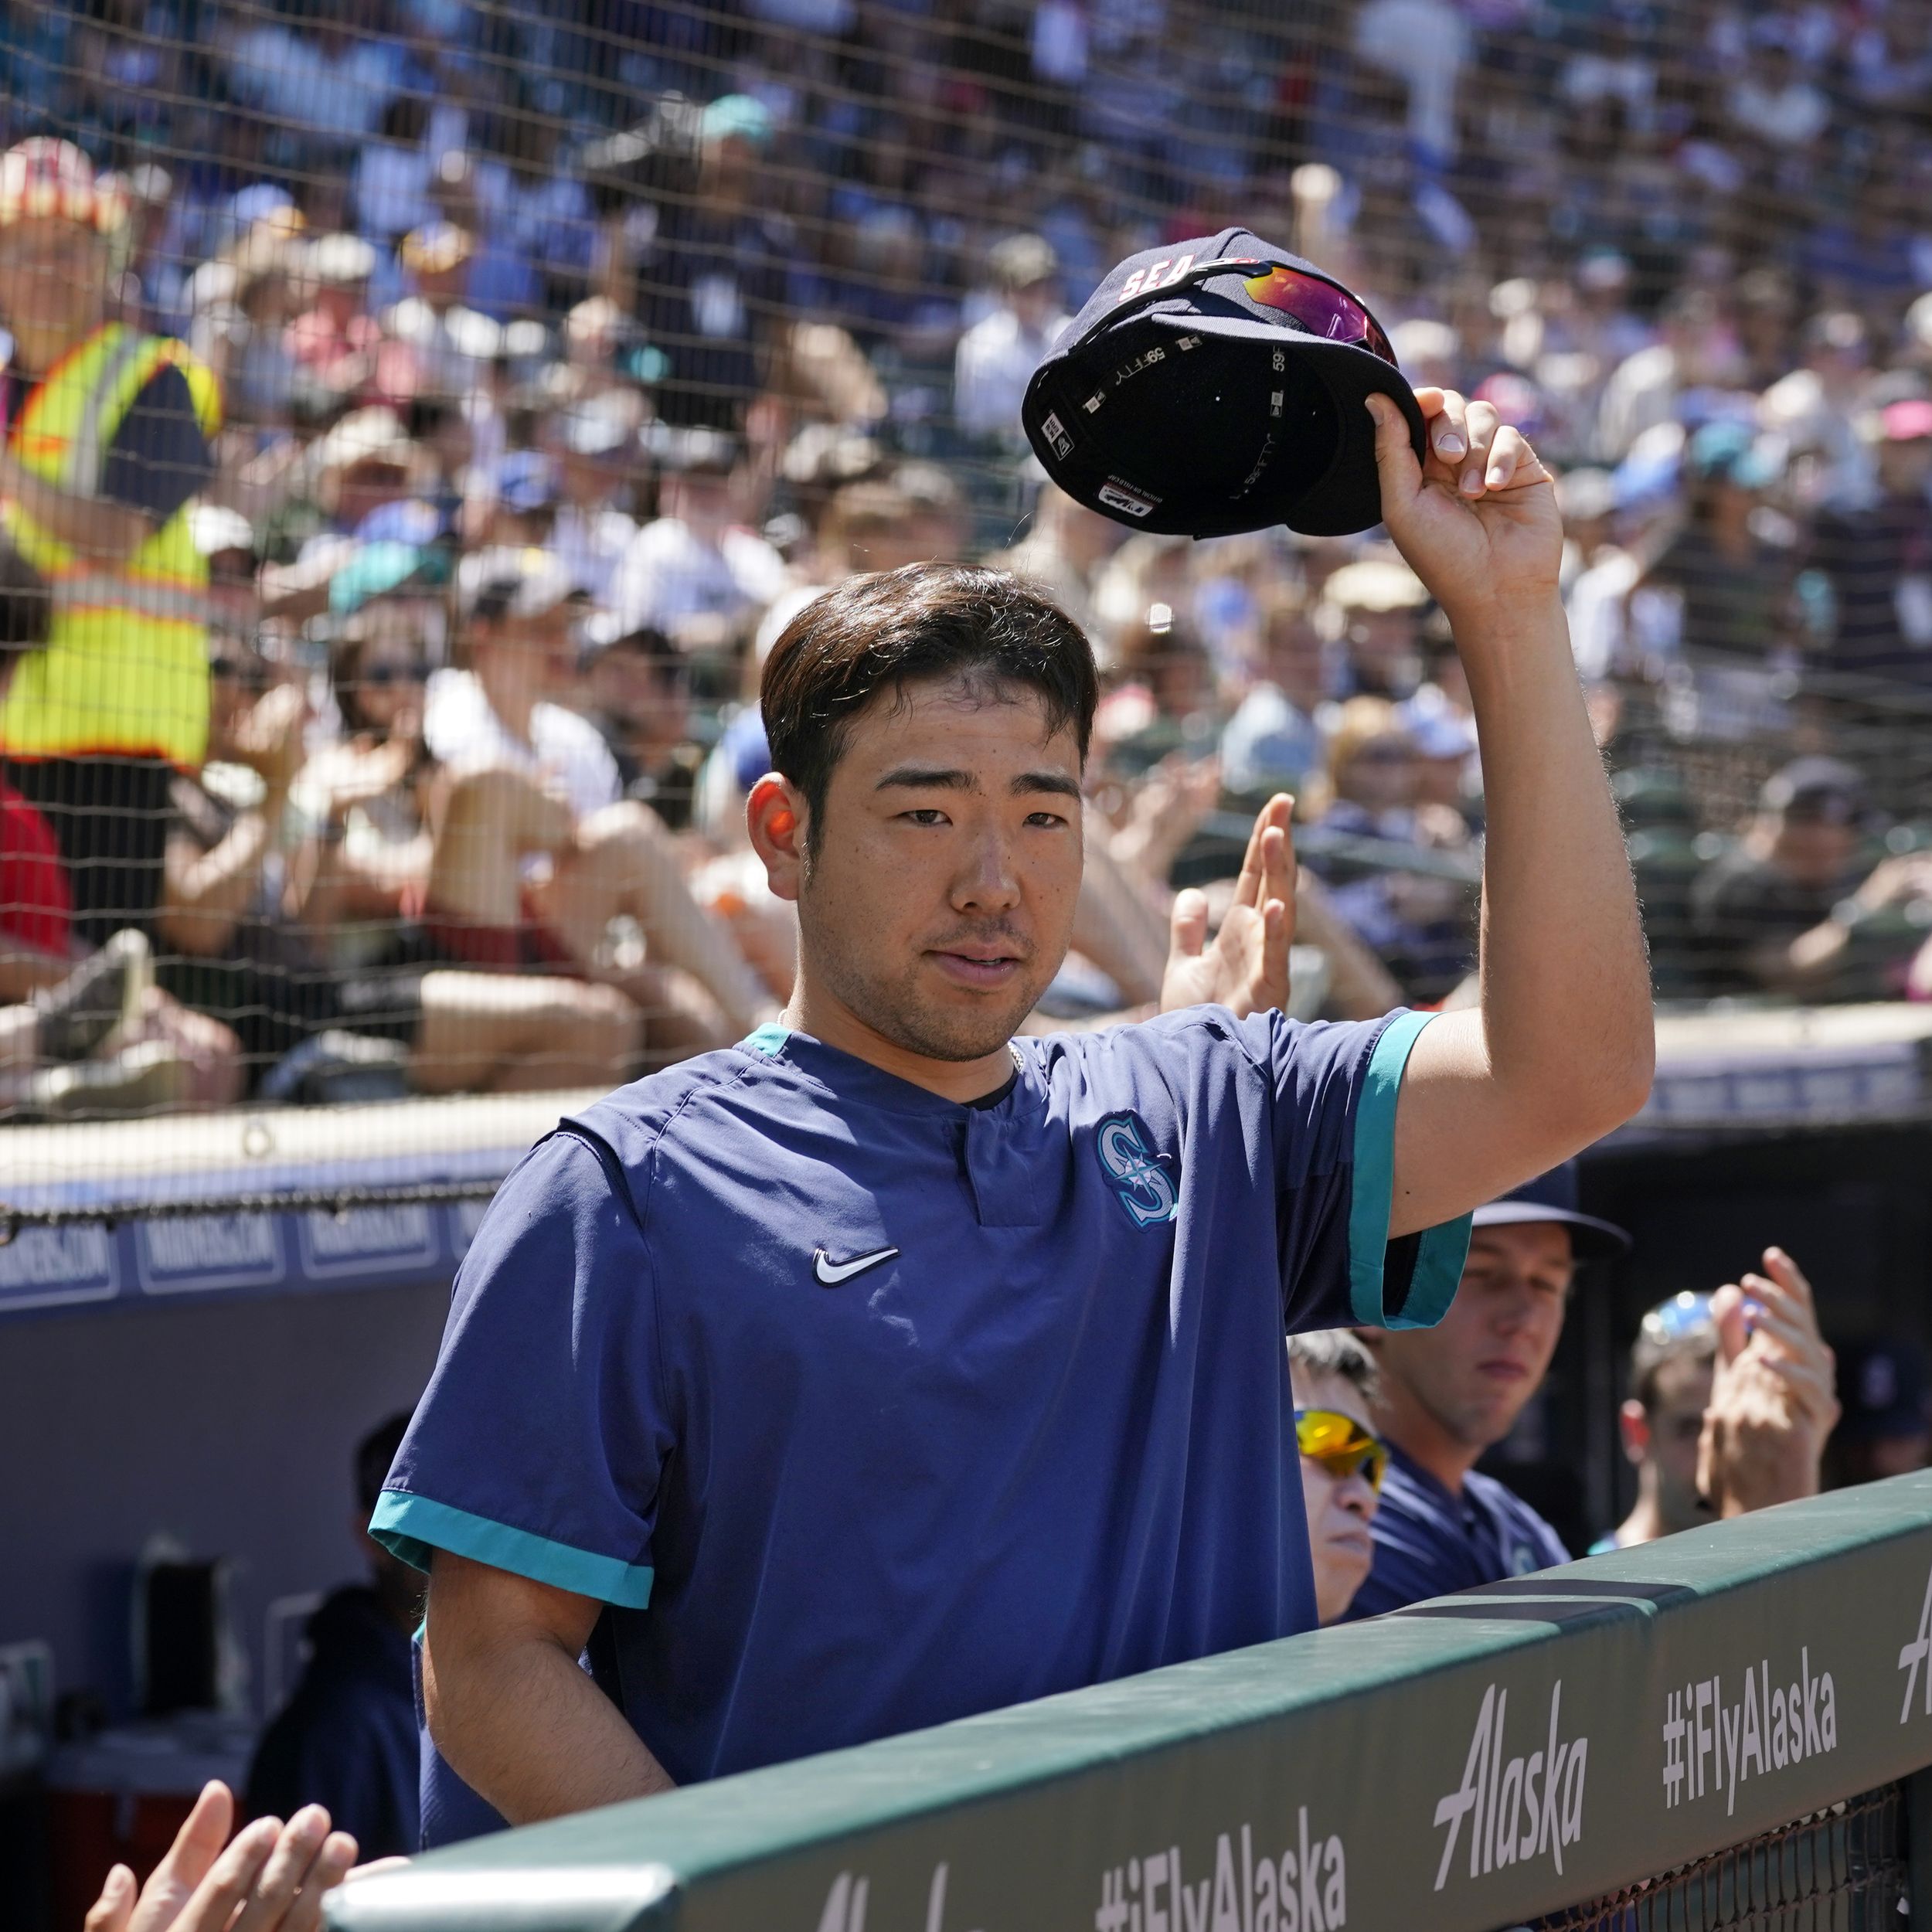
[367,274,1658,1842]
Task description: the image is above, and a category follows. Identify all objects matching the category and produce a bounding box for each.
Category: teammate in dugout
[371,386,1655,1843]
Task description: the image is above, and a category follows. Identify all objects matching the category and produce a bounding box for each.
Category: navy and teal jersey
[1345,1442,1573,1619]
[373,1005,1471,1842]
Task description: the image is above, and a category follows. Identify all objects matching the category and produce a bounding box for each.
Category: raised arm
[1366,389,1654,1238]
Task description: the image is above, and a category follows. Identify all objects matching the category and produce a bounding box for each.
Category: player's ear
[748,774,809,903]
[1618,1397,1650,1465]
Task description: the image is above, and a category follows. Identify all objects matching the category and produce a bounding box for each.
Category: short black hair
[1288,1329,1380,1405]
[1629,1328,1716,1415]
[0,533,51,665]
[597,622,679,665]
[760,563,1097,850]
[355,1413,411,1517]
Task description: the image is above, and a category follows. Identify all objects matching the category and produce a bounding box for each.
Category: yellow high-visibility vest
[0,320,222,767]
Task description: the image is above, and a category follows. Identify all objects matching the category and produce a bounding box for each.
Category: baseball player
[373,383,1653,1842]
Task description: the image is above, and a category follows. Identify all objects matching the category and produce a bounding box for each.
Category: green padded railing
[328,1470,1932,1932]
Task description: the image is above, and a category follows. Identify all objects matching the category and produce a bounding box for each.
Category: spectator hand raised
[1697,1247,1840,1519]
[83,1781,357,1932]
[1365,387,1560,630]
[229,681,310,800]
[1849,851,1932,917]
[1161,793,1294,1021]
[322,733,417,814]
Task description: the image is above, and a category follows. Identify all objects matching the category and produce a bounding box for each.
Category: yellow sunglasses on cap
[1294,1409,1389,1493]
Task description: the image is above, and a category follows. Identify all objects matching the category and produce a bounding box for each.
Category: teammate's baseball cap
[1021,228,1426,540]
[1471,1162,1631,1260]
[0,138,128,236]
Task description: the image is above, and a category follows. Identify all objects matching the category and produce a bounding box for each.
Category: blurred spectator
[630,94,788,433]
[424,548,613,821]
[1825,1339,1932,1488]
[954,235,1069,443]
[1309,697,1470,1000]
[287,235,383,411]
[609,434,785,651]
[0,533,67,976]
[1758,311,1874,510]
[1602,1292,1719,1550]
[580,618,699,829]
[1810,400,1932,681]
[1221,584,1332,798]
[423,546,767,1049]
[546,394,643,607]
[221,9,402,148]
[988,481,1122,644]
[163,620,643,1097]
[247,1415,419,1861]
[0,139,219,947]
[386,222,496,402]
[1322,558,1427,701]
[1691,757,1932,999]
[1287,1330,1386,1626]
[0,529,220,1117]
[1637,420,1794,664]
[1559,466,1639,684]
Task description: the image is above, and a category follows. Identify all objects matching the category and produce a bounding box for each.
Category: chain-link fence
[1526,1784,1907,1932]
[2,0,1931,1129]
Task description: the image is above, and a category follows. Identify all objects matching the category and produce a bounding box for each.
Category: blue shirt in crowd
[373,1007,1471,1843]
[1345,1442,1572,1619]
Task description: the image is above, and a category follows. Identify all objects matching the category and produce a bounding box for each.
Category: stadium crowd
[5,0,1932,1109]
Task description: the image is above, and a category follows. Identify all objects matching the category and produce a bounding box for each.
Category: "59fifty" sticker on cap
[1040,410,1074,460]
[1097,478,1158,518]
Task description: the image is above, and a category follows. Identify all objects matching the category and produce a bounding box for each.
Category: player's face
[796,673,1083,1064]
[1638,1355,1713,1533]
[1379,1222,1574,1453]
[1291,1369,1379,1625]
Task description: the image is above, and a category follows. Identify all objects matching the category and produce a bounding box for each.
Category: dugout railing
[325,1471,1932,1932]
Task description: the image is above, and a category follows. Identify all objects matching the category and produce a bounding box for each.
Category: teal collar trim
[743,1022,791,1057]
[1346,1009,1471,1330]
[369,1490,654,1610]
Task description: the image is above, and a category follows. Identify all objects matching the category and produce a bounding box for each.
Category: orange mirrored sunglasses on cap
[1294,1408,1389,1493]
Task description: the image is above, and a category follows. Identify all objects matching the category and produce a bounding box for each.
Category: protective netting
[1523,1784,1907,1932]
[1,0,1931,1147]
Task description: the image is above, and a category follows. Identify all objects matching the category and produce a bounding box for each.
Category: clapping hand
[84,1781,357,1932]
[1697,1248,1840,1519]
[1160,793,1294,1020]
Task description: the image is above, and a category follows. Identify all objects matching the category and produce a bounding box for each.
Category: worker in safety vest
[0,138,220,946]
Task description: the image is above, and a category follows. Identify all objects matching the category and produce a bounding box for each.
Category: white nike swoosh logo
[813,1245,900,1286]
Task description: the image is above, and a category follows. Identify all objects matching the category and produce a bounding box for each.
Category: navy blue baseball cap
[1471,1162,1631,1260]
[1021,228,1427,539]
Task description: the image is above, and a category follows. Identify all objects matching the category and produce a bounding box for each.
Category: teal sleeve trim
[1346,1009,1473,1330]
[369,1490,654,1609]
[743,1022,791,1056]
